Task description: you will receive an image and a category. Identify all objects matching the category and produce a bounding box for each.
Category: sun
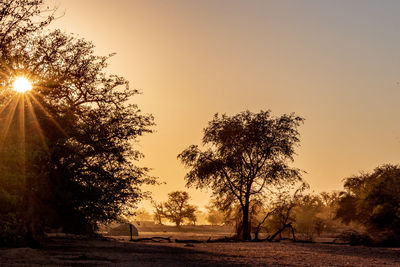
[12,77,32,93]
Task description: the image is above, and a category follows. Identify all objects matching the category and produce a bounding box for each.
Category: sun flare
[12,77,32,93]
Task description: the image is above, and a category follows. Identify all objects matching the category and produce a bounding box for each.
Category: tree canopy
[336,164,400,243]
[0,0,55,49]
[178,110,304,240]
[0,0,154,245]
[154,191,197,227]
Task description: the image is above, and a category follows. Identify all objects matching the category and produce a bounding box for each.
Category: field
[1,233,400,266]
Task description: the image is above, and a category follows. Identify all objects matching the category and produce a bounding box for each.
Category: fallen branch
[175,239,204,243]
[254,211,274,241]
[130,237,172,243]
[268,223,293,242]
[206,236,237,243]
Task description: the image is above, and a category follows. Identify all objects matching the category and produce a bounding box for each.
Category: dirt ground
[1,236,400,266]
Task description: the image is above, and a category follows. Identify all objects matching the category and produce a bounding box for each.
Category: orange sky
[49,0,400,211]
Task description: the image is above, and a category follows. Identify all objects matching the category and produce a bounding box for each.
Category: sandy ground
[1,236,400,266]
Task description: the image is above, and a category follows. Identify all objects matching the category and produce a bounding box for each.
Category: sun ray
[0,96,20,150]
[17,94,26,178]
[0,97,14,116]
[28,93,69,138]
[25,96,50,153]
[0,69,10,77]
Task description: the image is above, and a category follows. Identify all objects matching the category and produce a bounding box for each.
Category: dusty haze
[49,0,400,210]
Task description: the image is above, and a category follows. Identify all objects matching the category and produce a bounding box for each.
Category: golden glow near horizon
[12,77,32,93]
[50,0,400,211]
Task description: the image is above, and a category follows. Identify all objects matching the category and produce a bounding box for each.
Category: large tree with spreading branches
[0,0,154,245]
[178,110,304,240]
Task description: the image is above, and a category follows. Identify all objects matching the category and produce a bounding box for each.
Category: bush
[336,165,400,243]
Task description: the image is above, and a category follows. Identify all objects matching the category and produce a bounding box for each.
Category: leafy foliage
[205,200,225,226]
[0,0,55,49]
[160,191,197,227]
[336,164,400,243]
[0,0,57,246]
[152,201,165,225]
[291,193,326,240]
[26,30,154,231]
[179,110,304,240]
[0,0,154,244]
[132,208,153,222]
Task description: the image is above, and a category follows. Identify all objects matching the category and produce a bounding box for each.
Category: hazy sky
[50,0,400,210]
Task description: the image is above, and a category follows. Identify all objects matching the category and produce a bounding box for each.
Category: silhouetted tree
[178,110,304,240]
[290,191,323,240]
[317,191,341,233]
[152,201,165,225]
[205,200,225,226]
[162,191,197,227]
[194,210,208,225]
[0,0,154,244]
[133,208,153,222]
[336,164,400,243]
[0,0,56,246]
[0,0,55,50]
[264,182,307,241]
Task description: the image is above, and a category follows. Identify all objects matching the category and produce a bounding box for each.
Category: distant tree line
[135,162,399,246]
[146,163,399,245]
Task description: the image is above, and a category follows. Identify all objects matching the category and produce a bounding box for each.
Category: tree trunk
[241,203,252,241]
[254,228,260,241]
[129,224,133,241]
[254,211,272,241]
[268,223,292,242]
[290,225,296,241]
[24,177,40,248]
